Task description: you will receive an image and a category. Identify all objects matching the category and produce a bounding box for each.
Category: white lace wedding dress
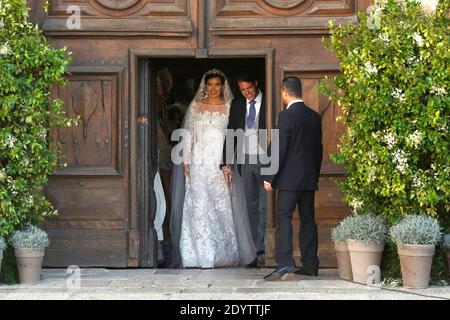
[179,102,256,268]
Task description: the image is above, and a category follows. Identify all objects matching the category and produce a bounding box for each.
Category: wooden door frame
[128,47,276,267]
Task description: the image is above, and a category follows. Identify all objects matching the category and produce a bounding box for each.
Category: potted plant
[0,237,6,275]
[12,225,50,284]
[321,0,450,283]
[331,216,353,281]
[390,215,442,289]
[444,234,450,275]
[346,214,388,284]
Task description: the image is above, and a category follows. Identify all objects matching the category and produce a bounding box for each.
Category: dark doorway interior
[138,58,265,267]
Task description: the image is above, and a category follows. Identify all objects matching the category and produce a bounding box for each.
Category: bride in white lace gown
[172,69,256,268]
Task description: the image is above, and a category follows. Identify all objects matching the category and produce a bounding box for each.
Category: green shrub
[390,215,442,245]
[321,0,449,226]
[0,247,18,284]
[12,225,49,248]
[0,0,73,237]
[345,214,388,243]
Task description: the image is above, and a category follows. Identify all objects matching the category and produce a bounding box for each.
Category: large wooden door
[34,0,370,267]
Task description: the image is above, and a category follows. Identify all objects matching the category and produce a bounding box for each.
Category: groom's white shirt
[246,90,263,117]
[243,90,263,155]
[286,99,304,110]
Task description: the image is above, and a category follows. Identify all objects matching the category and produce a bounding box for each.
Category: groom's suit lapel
[238,97,246,129]
[259,95,266,130]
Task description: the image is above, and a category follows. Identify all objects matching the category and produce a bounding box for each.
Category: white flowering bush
[390,215,442,245]
[11,225,49,249]
[0,0,72,237]
[321,0,449,282]
[321,0,449,227]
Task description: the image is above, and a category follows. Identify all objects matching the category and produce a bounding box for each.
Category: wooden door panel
[44,0,193,37]
[214,0,356,17]
[210,0,358,36]
[45,66,128,267]
[53,67,123,176]
[44,230,127,267]
[46,188,128,220]
[49,0,189,17]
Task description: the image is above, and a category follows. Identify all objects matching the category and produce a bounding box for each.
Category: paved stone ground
[0,268,448,300]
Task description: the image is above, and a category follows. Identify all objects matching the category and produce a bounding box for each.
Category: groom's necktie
[246,100,256,129]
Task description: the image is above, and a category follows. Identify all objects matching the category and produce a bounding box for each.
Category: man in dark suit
[221,73,267,268]
[262,76,323,280]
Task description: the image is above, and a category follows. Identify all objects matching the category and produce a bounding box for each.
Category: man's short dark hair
[282,77,302,98]
[236,73,257,84]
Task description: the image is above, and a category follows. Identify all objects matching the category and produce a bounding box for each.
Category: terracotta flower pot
[15,247,45,284]
[334,241,352,281]
[397,244,435,289]
[347,239,384,285]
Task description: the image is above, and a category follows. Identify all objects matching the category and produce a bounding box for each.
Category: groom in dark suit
[262,76,323,280]
[221,73,267,268]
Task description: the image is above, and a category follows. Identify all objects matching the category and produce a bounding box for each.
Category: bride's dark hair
[204,72,225,85]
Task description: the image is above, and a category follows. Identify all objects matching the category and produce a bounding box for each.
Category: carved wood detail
[210,0,358,35]
[49,0,188,17]
[96,0,141,10]
[264,0,305,9]
[44,0,192,36]
[214,0,355,17]
[72,81,99,138]
[52,66,123,176]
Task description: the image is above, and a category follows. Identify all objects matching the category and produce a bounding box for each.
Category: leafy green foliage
[390,215,442,245]
[321,0,449,282]
[0,0,73,238]
[321,0,449,224]
[0,246,18,284]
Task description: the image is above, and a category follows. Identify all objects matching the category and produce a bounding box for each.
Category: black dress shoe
[245,258,258,269]
[294,267,318,277]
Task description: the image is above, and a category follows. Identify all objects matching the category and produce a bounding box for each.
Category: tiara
[204,68,226,78]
